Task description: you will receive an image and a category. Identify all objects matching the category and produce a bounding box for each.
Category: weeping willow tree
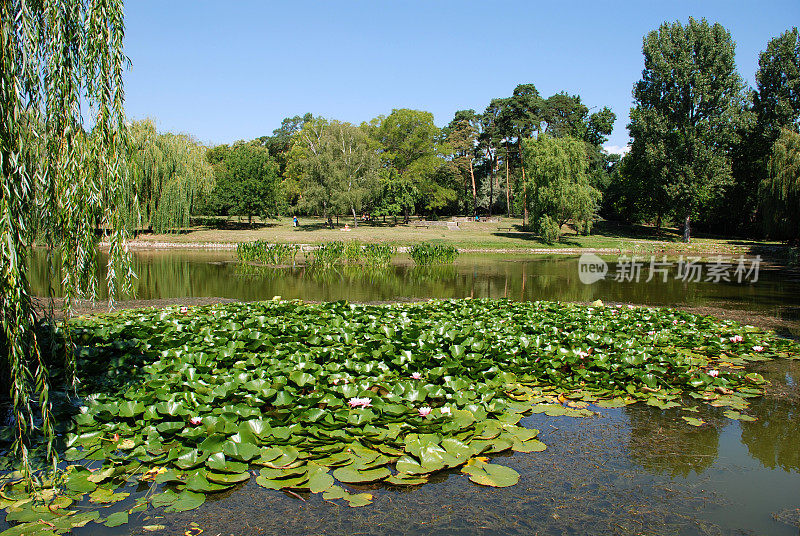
[760,128,800,241]
[123,119,213,234]
[1,0,132,472]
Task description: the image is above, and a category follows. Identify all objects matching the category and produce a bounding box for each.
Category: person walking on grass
[293,215,299,228]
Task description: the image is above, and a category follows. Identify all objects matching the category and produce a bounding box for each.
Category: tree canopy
[626,17,747,241]
[123,119,213,233]
[523,134,599,242]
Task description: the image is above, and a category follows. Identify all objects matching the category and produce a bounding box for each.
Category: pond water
[21,249,800,535]
[29,249,800,335]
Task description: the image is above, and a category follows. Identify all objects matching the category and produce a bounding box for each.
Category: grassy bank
[120,217,791,258]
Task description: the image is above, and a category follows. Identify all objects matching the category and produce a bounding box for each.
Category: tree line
[128,20,800,244]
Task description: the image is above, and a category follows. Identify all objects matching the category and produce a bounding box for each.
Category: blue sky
[123,1,799,153]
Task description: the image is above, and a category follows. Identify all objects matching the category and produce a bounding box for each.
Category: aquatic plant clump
[236,241,300,265]
[408,243,459,265]
[0,299,798,533]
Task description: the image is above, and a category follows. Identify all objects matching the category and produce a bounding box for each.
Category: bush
[408,243,459,265]
[536,216,561,244]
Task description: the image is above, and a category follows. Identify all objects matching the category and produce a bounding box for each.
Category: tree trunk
[521,164,528,228]
[352,207,358,228]
[248,213,252,225]
[655,213,662,234]
[469,159,478,218]
[488,156,495,217]
[505,154,511,218]
[336,214,339,225]
[403,206,410,224]
[683,213,691,243]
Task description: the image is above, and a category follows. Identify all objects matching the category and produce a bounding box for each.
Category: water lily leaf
[89,487,129,504]
[461,460,519,487]
[723,410,757,421]
[307,470,334,493]
[345,492,373,507]
[165,490,206,512]
[385,473,428,486]
[104,510,128,527]
[681,416,706,427]
[332,466,390,484]
[206,452,248,473]
[206,471,251,485]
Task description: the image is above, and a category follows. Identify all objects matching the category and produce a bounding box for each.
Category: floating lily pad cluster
[1,299,797,534]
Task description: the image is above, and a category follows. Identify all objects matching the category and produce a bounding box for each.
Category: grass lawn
[123,216,791,257]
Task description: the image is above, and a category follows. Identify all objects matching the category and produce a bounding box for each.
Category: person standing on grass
[293,215,299,227]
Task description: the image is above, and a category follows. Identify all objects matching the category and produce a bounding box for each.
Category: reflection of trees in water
[739,380,800,473]
[28,251,800,315]
[624,406,720,477]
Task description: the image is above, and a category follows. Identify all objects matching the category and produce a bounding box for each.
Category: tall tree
[1,0,131,467]
[753,28,800,142]
[289,119,379,227]
[498,84,544,226]
[627,18,747,241]
[210,142,280,224]
[123,119,213,233]
[370,109,448,222]
[446,110,481,217]
[760,128,800,241]
[479,100,504,216]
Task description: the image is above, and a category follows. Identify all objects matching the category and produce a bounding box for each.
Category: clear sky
[122,1,799,154]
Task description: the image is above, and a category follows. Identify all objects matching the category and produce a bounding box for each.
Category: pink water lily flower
[418,406,432,417]
[189,416,202,426]
[440,407,451,415]
[411,372,422,380]
[729,335,743,343]
[708,370,719,377]
[348,397,372,408]
[752,345,764,352]
[647,330,655,336]
[179,306,189,314]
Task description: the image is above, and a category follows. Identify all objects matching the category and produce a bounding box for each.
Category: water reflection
[27,251,800,332]
[739,361,800,474]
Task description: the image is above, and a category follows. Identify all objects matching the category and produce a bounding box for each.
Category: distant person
[293,215,298,227]
[343,223,350,231]
[475,214,480,222]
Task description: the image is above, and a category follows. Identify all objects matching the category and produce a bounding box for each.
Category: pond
[29,249,800,336]
[19,249,800,535]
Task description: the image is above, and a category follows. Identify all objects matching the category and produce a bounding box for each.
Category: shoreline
[97,240,790,259]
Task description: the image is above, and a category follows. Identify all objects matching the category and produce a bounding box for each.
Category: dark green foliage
[205,142,280,224]
[408,243,459,265]
[626,18,747,241]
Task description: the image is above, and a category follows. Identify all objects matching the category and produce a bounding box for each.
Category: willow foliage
[123,119,213,234]
[1,0,131,470]
[761,128,800,240]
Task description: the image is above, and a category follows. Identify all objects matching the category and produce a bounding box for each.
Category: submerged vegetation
[0,299,797,533]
